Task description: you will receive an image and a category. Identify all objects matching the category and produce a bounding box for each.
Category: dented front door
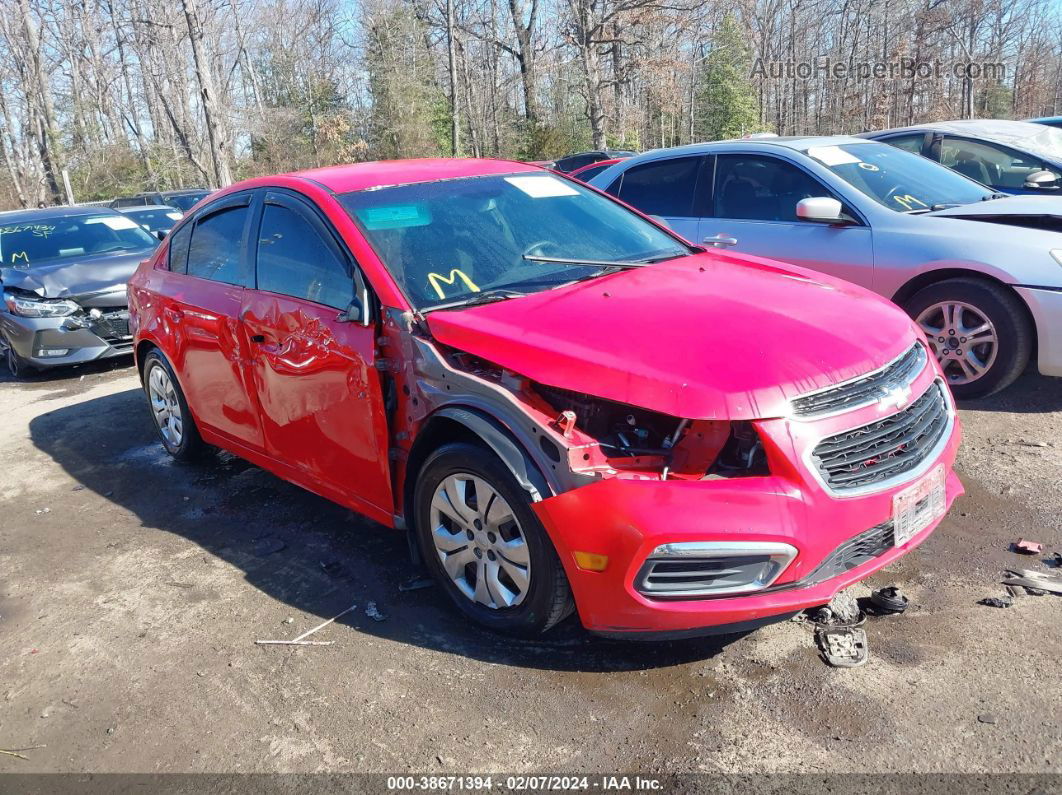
[239,190,392,520]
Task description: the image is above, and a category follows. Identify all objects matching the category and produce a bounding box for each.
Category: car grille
[90,310,131,341]
[790,344,927,418]
[811,381,949,493]
[801,520,895,586]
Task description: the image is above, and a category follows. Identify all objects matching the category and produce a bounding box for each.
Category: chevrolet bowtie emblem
[880,384,911,410]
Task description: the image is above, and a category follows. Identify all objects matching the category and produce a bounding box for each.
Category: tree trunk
[180,0,232,186]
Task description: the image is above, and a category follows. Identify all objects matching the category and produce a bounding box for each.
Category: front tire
[905,277,1032,399]
[142,350,208,461]
[413,442,574,636]
[4,343,34,379]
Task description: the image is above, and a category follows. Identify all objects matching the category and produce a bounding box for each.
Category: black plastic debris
[398,575,434,592]
[869,586,909,614]
[978,596,1013,608]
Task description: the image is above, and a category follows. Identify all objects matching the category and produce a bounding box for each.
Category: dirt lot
[1,356,1060,775]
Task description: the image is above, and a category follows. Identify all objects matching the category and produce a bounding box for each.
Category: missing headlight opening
[435,350,771,481]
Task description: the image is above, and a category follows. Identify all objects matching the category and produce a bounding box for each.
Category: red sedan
[128,159,962,638]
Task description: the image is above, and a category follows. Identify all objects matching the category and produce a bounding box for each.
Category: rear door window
[255,201,353,310]
[615,156,702,217]
[186,204,252,285]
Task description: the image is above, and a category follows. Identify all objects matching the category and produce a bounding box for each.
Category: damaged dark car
[0,207,159,377]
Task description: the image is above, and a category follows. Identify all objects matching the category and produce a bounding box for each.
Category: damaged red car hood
[425,252,922,420]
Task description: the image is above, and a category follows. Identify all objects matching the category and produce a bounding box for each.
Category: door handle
[250,334,266,343]
[703,234,738,248]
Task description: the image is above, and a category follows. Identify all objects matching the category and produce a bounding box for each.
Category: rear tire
[905,277,1031,399]
[413,442,574,636]
[142,349,208,461]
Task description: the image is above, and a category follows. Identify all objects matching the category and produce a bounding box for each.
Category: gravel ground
[0,357,1060,775]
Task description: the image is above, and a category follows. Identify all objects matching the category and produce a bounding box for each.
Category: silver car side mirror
[1024,170,1059,189]
[796,197,845,223]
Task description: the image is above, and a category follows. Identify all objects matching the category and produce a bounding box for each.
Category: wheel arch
[891,268,1037,351]
[401,406,553,538]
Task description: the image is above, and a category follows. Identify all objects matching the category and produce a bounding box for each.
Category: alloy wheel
[148,365,184,448]
[429,473,531,609]
[916,300,998,386]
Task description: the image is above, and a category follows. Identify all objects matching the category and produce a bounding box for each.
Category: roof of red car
[289,158,540,194]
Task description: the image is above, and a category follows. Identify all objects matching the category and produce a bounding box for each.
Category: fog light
[636,541,797,598]
[37,348,70,358]
[572,551,609,571]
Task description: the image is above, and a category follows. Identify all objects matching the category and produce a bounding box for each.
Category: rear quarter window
[167,222,192,273]
[186,205,251,285]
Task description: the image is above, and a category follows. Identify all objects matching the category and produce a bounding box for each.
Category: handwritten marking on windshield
[428,269,480,299]
[893,194,928,210]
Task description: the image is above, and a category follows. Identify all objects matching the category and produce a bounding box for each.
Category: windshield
[806,142,994,211]
[0,214,158,267]
[339,173,689,309]
[124,207,183,232]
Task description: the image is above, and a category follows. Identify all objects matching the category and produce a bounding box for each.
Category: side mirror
[155,230,168,241]
[1024,170,1059,189]
[796,196,848,224]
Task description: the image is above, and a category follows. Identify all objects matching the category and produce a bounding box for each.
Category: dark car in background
[112,189,212,212]
[567,158,628,182]
[552,149,637,173]
[862,120,1062,195]
[1028,116,1062,129]
[117,205,184,238]
[0,207,158,377]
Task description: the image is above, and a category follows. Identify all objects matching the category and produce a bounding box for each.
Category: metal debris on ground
[869,586,909,614]
[1002,568,1062,596]
[977,713,998,725]
[0,745,45,760]
[398,575,434,592]
[365,601,386,622]
[255,603,357,647]
[978,596,1013,608]
[815,626,869,668]
[1046,552,1062,569]
[1013,539,1044,555]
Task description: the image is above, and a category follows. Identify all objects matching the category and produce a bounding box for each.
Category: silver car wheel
[148,365,183,448]
[916,300,998,386]
[429,473,531,609]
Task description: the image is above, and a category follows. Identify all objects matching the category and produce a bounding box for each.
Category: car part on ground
[1002,568,1062,595]
[978,596,1013,608]
[1012,538,1044,554]
[815,625,870,667]
[128,158,962,639]
[588,137,1062,397]
[869,585,909,614]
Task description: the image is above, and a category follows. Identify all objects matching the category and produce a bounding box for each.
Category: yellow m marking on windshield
[10,251,29,265]
[428,269,480,299]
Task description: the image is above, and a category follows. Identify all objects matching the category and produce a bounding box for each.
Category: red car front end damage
[129,159,962,639]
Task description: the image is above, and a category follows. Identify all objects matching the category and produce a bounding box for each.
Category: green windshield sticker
[356,204,432,230]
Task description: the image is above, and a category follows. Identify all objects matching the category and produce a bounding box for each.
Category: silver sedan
[590,137,1062,397]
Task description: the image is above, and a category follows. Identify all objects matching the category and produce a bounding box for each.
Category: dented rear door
[240,190,392,520]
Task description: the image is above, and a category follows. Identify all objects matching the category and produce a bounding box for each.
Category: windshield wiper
[522,254,652,268]
[425,288,526,312]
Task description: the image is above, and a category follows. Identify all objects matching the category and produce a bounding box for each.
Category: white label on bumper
[892,464,946,547]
